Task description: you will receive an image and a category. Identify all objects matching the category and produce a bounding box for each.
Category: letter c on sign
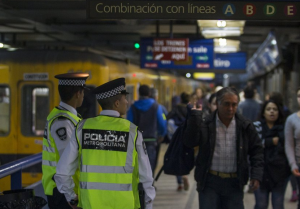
[96,3,103,13]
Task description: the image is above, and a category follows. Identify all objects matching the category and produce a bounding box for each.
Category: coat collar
[205,110,252,129]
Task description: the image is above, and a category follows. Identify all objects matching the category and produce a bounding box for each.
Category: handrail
[0,152,42,190]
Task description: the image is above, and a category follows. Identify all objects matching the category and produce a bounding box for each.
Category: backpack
[163,120,195,176]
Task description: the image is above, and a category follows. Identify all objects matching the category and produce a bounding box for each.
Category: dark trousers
[296,175,300,209]
[254,177,289,209]
[198,173,244,209]
[145,141,157,176]
[291,175,298,191]
[47,187,72,209]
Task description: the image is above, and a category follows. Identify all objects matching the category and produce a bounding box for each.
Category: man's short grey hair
[216,87,240,105]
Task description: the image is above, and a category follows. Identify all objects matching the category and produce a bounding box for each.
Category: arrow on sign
[154,53,164,60]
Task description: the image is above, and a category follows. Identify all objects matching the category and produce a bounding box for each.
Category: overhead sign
[215,52,246,71]
[141,38,214,70]
[87,1,300,20]
[153,38,189,61]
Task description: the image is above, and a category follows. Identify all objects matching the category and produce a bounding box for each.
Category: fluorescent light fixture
[0,43,3,48]
[214,46,238,53]
[186,73,191,78]
[219,38,227,47]
[197,20,245,28]
[197,20,245,38]
[217,20,226,27]
[202,28,242,38]
[193,72,215,80]
[214,39,240,53]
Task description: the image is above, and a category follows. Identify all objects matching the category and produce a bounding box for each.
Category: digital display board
[88,1,300,20]
[141,38,247,73]
[140,38,214,70]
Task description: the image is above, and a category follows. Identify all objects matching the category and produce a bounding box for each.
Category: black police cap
[55,73,89,87]
[92,78,129,100]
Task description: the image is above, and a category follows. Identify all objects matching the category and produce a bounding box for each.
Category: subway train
[0,50,202,190]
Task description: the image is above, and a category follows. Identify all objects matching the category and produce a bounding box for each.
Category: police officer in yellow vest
[42,73,89,209]
[55,78,156,209]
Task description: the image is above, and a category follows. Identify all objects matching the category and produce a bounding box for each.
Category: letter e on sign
[285,5,297,16]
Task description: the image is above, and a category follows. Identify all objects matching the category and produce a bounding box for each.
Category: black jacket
[258,122,290,190]
[183,110,264,190]
[166,104,187,126]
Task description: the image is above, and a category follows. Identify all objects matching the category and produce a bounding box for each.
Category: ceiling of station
[1,0,300,66]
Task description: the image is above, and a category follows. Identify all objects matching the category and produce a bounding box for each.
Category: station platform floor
[153,144,296,209]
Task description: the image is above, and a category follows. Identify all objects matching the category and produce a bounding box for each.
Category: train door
[0,65,11,191]
[18,81,53,186]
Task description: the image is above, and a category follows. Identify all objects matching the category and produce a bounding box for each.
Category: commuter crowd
[41,73,300,209]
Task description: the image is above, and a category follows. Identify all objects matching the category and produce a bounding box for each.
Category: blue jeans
[198,173,244,209]
[254,177,289,209]
[176,176,182,184]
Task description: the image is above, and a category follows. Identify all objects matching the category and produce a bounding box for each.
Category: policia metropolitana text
[55,78,156,209]
[42,73,89,209]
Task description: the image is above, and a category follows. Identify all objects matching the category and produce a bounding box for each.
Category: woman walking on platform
[285,87,300,209]
[254,100,290,209]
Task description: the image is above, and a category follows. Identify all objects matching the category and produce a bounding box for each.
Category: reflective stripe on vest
[80,182,133,191]
[42,108,81,196]
[43,145,55,153]
[81,165,134,174]
[42,159,57,167]
[76,116,139,209]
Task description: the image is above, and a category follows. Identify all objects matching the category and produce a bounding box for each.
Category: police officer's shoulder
[128,121,141,133]
[51,117,74,132]
[137,128,143,135]
[57,116,69,121]
[55,127,68,141]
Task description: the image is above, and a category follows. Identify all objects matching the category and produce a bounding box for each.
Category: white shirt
[55,110,156,209]
[51,101,78,157]
[210,113,237,173]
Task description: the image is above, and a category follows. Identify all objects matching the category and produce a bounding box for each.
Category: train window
[21,86,49,136]
[77,86,97,119]
[0,86,10,136]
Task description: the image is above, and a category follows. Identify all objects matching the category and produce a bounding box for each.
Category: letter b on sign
[243,4,256,16]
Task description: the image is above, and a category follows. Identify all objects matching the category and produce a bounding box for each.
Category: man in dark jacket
[183,87,264,209]
[127,85,167,175]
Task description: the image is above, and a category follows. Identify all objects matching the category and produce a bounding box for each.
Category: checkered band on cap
[58,79,86,86]
[96,85,125,100]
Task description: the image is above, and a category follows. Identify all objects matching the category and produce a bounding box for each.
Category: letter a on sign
[223,4,235,16]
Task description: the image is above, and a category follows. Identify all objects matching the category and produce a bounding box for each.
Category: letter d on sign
[265,5,275,15]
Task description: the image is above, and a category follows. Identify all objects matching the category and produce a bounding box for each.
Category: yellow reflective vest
[76,115,140,209]
[42,107,81,195]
